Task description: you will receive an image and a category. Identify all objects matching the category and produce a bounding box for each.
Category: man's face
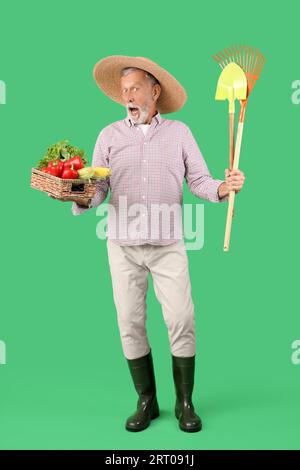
[120,70,159,124]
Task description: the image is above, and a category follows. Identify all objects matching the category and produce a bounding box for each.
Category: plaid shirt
[72,111,227,245]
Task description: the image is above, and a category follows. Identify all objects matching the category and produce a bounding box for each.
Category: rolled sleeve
[71,129,110,216]
[216,181,229,202]
[183,125,228,203]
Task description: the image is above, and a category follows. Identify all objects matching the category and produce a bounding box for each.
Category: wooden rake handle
[229,112,235,219]
[223,121,244,251]
[229,113,235,170]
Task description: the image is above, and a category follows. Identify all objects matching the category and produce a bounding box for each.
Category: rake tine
[213,44,265,87]
[219,50,229,66]
[224,48,233,63]
[235,45,242,68]
[249,46,255,73]
[258,50,266,73]
[230,47,236,63]
[229,46,237,62]
[212,55,221,65]
[229,47,236,62]
[246,45,251,70]
[232,45,240,66]
[214,54,224,69]
[243,45,248,70]
[255,50,262,75]
[216,53,226,67]
[253,50,259,75]
[245,45,251,73]
[240,45,245,70]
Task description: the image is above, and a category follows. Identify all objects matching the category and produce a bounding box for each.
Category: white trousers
[106,239,196,360]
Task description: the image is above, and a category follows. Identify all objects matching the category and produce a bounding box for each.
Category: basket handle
[70,182,85,193]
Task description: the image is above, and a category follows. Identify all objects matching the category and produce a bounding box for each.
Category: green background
[1,0,299,450]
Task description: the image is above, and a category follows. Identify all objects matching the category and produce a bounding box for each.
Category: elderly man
[51,56,245,433]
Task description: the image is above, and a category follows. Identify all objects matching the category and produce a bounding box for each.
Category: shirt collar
[124,110,162,128]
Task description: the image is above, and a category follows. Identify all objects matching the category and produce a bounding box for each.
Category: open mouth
[129,107,139,117]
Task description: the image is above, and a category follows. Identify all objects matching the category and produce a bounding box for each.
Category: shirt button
[142,195,146,199]
[142,213,145,217]
[143,177,146,181]
[142,159,146,163]
[144,142,147,145]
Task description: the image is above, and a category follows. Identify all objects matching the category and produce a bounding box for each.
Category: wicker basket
[30,168,97,200]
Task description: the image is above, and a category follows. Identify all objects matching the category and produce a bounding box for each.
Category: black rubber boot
[172,354,202,432]
[125,349,160,432]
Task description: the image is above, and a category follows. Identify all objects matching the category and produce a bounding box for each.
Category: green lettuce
[37,140,89,169]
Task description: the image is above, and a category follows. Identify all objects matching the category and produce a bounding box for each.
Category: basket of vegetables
[30,140,111,201]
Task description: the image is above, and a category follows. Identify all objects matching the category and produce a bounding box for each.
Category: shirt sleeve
[183,125,228,203]
[71,129,110,216]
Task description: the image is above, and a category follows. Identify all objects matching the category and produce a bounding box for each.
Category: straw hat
[93,55,187,114]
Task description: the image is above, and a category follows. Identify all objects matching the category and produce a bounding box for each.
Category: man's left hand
[225,168,245,194]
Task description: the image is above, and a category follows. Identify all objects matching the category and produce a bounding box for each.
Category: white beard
[127,102,152,124]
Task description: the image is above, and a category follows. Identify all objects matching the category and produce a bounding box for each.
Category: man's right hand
[48,194,91,206]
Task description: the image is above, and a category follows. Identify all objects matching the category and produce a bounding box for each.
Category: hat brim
[93,55,187,114]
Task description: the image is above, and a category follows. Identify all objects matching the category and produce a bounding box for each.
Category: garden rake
[213,45,266,251]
